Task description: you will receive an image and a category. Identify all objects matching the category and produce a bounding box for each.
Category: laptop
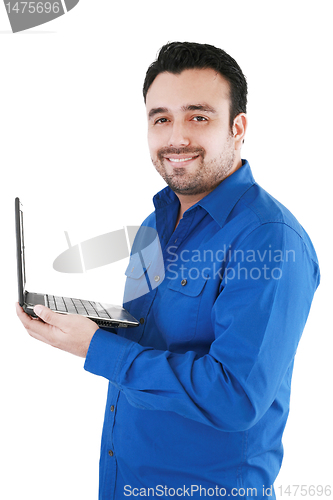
[15,197,139,328]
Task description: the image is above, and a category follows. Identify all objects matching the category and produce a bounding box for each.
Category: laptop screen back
[15,197,26,307]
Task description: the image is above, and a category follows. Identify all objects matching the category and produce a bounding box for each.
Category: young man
[17,42,320,499]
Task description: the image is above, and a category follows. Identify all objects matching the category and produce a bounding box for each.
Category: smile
[165,155,199,163]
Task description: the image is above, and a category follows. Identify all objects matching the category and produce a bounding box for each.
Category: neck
[174,193,206,229]
[174,156,243,230]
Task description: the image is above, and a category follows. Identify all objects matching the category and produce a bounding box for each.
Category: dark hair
[143,42,247,128]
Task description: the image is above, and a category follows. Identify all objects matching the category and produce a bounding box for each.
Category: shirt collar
[153,159,255,228]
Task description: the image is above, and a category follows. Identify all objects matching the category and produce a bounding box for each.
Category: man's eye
[154,117,169,124]
[192,116,208,122]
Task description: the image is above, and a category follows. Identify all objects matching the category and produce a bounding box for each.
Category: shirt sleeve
[84,222,320,432]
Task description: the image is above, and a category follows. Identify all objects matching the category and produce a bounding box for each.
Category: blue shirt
[84,160,320,499]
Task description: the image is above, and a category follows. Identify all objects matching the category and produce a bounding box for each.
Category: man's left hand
[16,303,99,358]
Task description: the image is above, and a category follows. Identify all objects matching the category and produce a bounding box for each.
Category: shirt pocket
[123,253,151,303]
[156,274,209,342]
[123,228,165,304]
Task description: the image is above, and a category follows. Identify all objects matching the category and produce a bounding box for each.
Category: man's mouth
[164,155,200,164]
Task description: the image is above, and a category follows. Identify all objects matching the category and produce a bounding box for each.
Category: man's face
[146,68,239,197]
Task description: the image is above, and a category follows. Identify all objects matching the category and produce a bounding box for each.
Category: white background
[0,1,332,498]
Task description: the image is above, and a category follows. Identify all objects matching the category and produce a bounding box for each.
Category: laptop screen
[15,197,26,307]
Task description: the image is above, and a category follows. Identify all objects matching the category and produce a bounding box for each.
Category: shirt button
[140,318,145,325]
[154,275,160,282]
[181,279,187,286]
[110,405,115,412]
[108,450,114,457]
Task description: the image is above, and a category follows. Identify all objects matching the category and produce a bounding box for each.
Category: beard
[151,134,235,196]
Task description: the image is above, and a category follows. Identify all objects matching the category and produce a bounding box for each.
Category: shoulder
[242,183,298,227]
[237,183,319,266]
[140,211,157,229]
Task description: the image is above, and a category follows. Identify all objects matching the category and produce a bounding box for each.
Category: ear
[232,113,247,150]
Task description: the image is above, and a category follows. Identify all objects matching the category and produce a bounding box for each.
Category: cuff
[84,328,135,382]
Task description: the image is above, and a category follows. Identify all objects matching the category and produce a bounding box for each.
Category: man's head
[144,42,248,201]
[143,42,247,129]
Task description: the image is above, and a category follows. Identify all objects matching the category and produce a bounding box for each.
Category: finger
[16,302,39,326]
[33,304,68,330]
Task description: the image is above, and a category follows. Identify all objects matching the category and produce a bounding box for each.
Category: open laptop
[15,197,139,328]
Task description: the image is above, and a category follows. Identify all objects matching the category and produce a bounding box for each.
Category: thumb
[33,304,66,328]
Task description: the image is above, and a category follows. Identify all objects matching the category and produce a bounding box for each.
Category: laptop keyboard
[46,295,112,319]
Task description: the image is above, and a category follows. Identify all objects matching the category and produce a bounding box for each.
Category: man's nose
[167,121,190,148]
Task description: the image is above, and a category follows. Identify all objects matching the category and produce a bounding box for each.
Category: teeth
[167,157,195,162]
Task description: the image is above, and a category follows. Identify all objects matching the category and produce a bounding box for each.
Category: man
[17,42,320,499]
